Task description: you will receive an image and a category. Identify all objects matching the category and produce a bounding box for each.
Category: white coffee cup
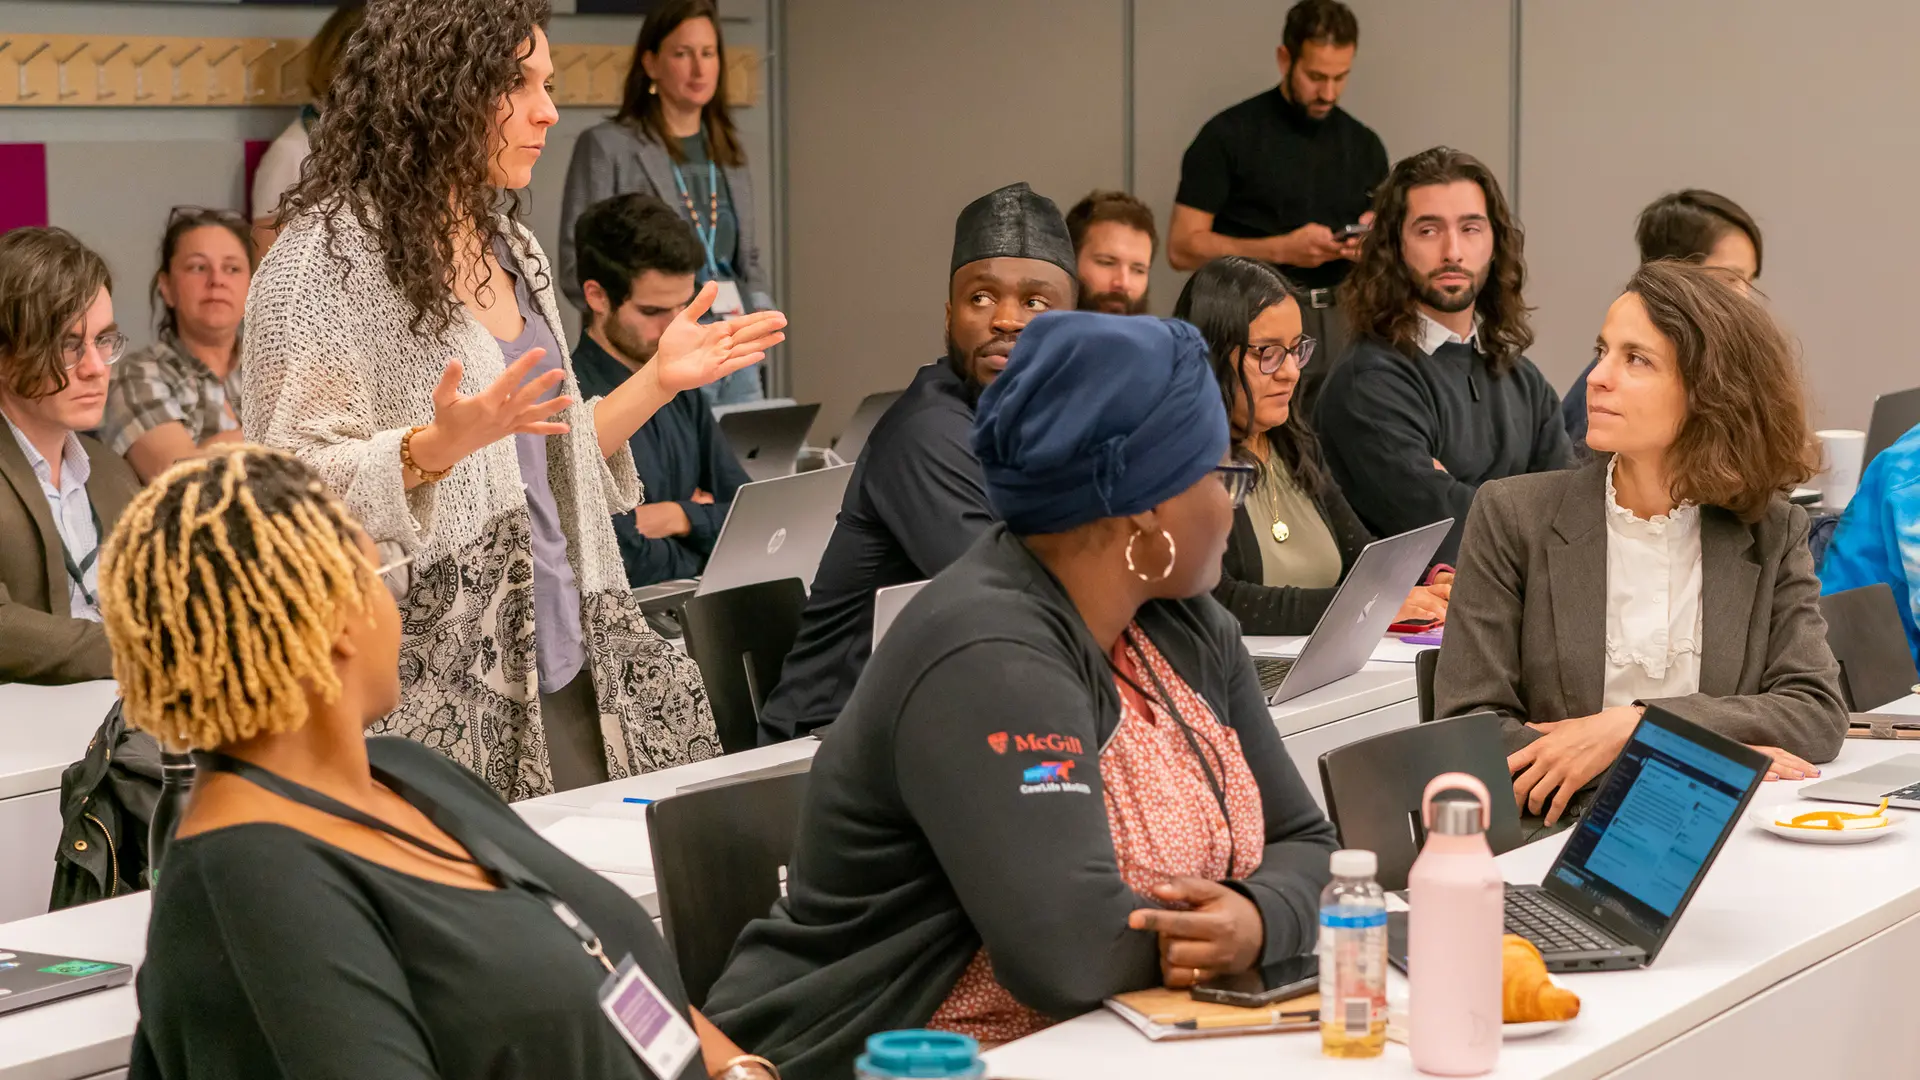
[1816,429,1867,510]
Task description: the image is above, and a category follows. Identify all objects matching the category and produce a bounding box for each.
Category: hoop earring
[1125,529,1177,584]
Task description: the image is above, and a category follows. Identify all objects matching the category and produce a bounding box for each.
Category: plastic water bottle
[1319,848,1387,1058]
[854,1030,985,1079]
[1409,774,1504,1076]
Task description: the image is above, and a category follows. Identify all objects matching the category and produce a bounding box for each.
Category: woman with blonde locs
[104,446,779,1079]
[244,0,786,797]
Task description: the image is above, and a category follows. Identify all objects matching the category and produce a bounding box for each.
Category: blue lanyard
[671,160,723,279]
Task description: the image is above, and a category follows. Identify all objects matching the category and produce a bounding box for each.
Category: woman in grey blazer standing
[559,0,772,405]
[245,0,786,799]
[1436,260,1846,829]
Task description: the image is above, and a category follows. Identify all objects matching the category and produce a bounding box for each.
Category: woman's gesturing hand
[407,350,571,476]
[652,281,789,396]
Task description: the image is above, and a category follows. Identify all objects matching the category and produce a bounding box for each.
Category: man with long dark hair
[1315,147,1571,565]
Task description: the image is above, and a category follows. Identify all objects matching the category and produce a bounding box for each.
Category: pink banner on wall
[0,144,50,233]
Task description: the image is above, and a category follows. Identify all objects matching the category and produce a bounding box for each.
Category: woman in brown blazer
[1436,261,1847,828]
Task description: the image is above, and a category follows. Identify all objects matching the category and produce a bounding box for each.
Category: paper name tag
[712,279,747,318]
[599,955,699,1080]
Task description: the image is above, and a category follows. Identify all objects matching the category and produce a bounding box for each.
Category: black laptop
[0,950,133,1015]
[1390,707,1768,973]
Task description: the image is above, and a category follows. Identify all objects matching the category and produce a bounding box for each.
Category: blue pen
[622,797,653,805]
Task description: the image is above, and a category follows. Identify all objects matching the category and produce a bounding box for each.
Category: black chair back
[1318,712,1521,891]
[1820,583,1919,712]
[1415,647,1439,723]
[1864,387,1920,470]
[646,768,810,1008]
[680,578,807,754]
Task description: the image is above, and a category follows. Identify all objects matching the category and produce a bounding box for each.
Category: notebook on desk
[0,950,132,1016]
[1104,987,1319,1042]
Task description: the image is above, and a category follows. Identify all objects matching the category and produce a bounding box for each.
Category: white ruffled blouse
[1603,458,1704,708]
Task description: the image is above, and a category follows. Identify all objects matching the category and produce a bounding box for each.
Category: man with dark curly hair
[1313,147,1571,565]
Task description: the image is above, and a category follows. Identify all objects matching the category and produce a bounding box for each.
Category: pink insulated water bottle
[1408,772,1503,1076]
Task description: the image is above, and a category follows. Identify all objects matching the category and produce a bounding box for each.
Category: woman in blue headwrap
[705,311,1339,1080]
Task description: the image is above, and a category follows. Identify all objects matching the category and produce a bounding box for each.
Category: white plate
[1505,1018,1574,1039]
[1750,801,1905,845]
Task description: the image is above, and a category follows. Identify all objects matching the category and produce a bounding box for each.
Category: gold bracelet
[400,425,453,484]
[712,1054,779,1080]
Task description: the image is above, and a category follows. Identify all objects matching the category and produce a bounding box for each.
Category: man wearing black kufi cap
[756,182,1077,743]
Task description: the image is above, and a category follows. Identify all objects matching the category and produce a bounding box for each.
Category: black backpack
[49,700,162,911]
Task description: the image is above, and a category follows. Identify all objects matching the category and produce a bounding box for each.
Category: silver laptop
[1799,753,1920,810]
[695,464,853,596]
[829,389,906,466]
[1256,518,1452,705]
[718,402,821,483]
[871,579,929,647]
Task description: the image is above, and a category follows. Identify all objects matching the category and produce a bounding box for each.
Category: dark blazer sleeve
[1206,608,1340,964]
[864,412,995,576]
[893,639,1160,1017]
[1432,479,1534,745]
[1319,361,1479,563]
[1641,507,1849,761]
[1212,483,1373,636]
[684,405,753,548]
[0,580,115,684]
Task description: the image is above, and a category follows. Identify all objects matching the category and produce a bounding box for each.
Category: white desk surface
[0,893,148,1080]
[984,738,1920,1080]
[0,682,119,801]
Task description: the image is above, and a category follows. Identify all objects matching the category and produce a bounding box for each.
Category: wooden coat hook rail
[0,33,762,109]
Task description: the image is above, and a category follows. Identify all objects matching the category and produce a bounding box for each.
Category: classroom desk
[1253,638,1424,810]
[0,893,146,1080]
[983,737,1920,1080]
[0,682,120,925]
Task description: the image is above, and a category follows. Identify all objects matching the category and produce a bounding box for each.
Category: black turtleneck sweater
[1314,336,1572,565]
[1174,86,1388,291]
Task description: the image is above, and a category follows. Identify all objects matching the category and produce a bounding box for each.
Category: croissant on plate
[1502,935,1581,1023]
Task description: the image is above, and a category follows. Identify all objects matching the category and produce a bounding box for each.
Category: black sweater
[1315,337,1571,565]
[705,526,1339,1080]
[1215,479,1373,636]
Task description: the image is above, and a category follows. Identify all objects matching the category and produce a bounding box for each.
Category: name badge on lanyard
[673,159,746,319]
[600,955,700,1079]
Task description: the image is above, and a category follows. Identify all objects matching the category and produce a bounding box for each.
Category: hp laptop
[829,389,906,466]
[1800,753,1920,810]
[1256,519,1451,705]
[871,579,930,648]
[1390,707,1767,973]
[718,402,821,483]
[0,950,133,1016]
[695,465,853,596]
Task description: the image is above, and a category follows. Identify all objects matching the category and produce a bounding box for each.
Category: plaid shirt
[101,330,243,455]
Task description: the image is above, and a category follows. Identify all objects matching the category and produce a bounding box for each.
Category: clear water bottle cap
[1330,849,1377,878]
[854,1030,984,1079]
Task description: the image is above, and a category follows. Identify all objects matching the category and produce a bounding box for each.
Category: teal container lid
[854,1030,985,1079]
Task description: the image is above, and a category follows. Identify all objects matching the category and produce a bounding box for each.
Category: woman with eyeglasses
[102,207,256,482]
[705,312,1336,1080]
[1174,256,1450,636]
[0,226,141,685]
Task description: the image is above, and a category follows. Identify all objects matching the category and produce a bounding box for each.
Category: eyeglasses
[1248,335,1317,375]
[1213,463,1257,507]
[375,553,414,601]
[167,205,250,229]
[62,331,129,371]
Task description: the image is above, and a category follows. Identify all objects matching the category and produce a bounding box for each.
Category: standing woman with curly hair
[246,0,786,798]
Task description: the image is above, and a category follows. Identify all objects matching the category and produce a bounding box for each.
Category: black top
[705,526,1339,1080]
[755,362,995,741]
[1314,338,1572,566]
[1174,86,1388,291]
[129,738,699,1080]
[573,334,752,587]
[1215,481,1373,635]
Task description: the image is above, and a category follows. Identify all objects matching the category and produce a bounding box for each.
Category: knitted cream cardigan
[243,205,719,798]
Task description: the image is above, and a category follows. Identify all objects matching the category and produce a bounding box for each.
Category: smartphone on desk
[1190,955,1319,1007]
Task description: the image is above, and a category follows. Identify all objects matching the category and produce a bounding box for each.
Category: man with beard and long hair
[571,193,752,588]
[755,182,1077,742]
[1315,146,1571,566]
[1167,0,1386,413]
[1067,189,1156,314]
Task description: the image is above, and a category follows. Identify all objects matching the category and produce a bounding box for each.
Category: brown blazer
[1435,461,1847,762]
[0,428,140,684]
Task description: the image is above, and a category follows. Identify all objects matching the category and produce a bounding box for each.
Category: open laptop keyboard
[1504,889,1617,953]
[1254,656,1296,695]
[1885,780,1920,802]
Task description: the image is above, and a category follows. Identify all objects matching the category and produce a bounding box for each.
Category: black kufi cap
[949,182,1076,282]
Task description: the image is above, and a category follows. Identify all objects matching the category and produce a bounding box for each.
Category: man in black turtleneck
[1168,0,1386,413]
[756,182,1078,743]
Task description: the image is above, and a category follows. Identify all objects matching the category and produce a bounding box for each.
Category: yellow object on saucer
[1774,798,1891,831]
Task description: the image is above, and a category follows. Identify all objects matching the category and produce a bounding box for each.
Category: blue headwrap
[972,311,1230,536]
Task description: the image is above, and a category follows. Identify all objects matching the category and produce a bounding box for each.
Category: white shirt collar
[1415,311,1481,356]
[3,410,90,494]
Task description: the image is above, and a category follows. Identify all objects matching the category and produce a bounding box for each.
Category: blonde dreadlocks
[99,445,378,749]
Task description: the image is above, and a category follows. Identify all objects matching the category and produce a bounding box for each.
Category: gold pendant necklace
[1271,517,1291,543]
[1259,457,1290,542]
